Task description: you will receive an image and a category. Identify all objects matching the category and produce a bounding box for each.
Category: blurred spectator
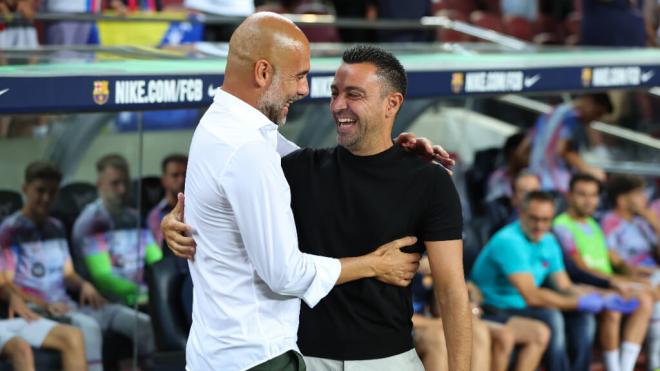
[147,154,191,322]
[147,154,187,248]
[554,173,654,371]
[581,0,646,47]
[412,257,549,371]
[72,154,163,306]
[331,0,375,42]
[471,191,602,371]
[43,0,127,45]
[602,174,660,370]
[486,132,528,202]
[602,175,660,271]
[524,93,612,193]
[185,0,254,41]
[256,0,302,13]
[643,0,660,45]
[0,288,86,370]
[0,0,38,48]
[368,0,434,42]
[485,169,540,237]
[0,161,153,371]
[501,0,538,21]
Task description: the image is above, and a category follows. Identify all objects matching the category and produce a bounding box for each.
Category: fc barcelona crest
[93,80,110,105]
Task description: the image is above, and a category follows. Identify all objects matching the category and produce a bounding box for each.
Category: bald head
[222,12,311,125]
[227,12,309,77]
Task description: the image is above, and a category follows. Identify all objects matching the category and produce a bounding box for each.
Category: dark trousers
[504,307,596,371]
[248,351,306,371]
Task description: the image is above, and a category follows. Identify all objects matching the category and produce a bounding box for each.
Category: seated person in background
[652,198,660,220]
[471,191,604,371]
[601,174,660,370]
[73,154,162,306]
[0,284,85,371]
[486,132,527,203]
[147,154,187,249]
[0,161,154,371]
[486,170,540,237]
[413,256,549,371]
[523,93,612,193]
[554,173,654,371]
[146,153,192,322]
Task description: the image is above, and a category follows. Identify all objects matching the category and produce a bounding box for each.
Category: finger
[432,144,449,158]
[164,218,192,235]
[8,307,14,319]
[177,192,186,220]
[395,132,415,145]
[436,163,454,176]
[393,236,418,248]
[169,239,196,255]
[417,138,433,155]
[168,231,196,248]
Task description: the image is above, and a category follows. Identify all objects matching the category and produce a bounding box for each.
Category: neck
[20,207,43,224]
[221,83,259,111]
[346,132,394,156]
[567,208,588,223]
[614,207,634,221]
[102,199,121,215]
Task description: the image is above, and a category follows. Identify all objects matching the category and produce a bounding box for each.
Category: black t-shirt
[282,144,463,360]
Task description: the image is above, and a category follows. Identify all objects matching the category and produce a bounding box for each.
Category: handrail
[496,94,660,151]
[6,12,529,49]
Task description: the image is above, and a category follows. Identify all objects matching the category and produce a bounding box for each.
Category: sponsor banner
[1,65,659,113]
[0,75,224,114]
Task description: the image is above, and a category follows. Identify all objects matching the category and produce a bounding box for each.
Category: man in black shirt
[164,45,470,370]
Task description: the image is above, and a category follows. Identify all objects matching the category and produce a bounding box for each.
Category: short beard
[258,76,286,126]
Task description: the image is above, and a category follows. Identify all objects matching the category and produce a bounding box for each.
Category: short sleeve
[422,166,463,241]
[490,236,530,276]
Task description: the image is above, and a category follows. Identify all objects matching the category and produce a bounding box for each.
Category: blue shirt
[470,222,566,309]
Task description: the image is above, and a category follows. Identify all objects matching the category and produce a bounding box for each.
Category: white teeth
[337,118,355,124]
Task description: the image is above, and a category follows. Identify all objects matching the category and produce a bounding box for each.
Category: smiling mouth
[336,118,356,133]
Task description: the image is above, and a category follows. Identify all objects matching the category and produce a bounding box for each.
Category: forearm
[336,256,375,285]
[90,273,138,301]
[528,288,579,310]
[436,283,472,371]
[85,254,139,303]
[5,282,48,308]
[564,151,591,173]
[64,273,85,291]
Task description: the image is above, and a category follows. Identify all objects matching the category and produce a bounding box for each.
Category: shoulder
[553,212,572,226]
[0,213,20,243]
[281,147,336,177]
[283,147,334,164]
[600,211,623,234]
[490,224,526,248]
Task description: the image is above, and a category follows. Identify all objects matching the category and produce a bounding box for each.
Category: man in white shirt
[166,13,425,371]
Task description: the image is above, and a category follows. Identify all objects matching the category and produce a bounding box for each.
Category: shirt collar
[213,87,278,132]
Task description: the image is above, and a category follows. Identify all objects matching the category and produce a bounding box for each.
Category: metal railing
[6,11,530,50]
[496,94,660,176]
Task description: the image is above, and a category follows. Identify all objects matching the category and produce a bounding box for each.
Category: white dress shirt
[184,88,341,371]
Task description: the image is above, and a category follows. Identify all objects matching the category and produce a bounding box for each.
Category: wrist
[364,254,378,278]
